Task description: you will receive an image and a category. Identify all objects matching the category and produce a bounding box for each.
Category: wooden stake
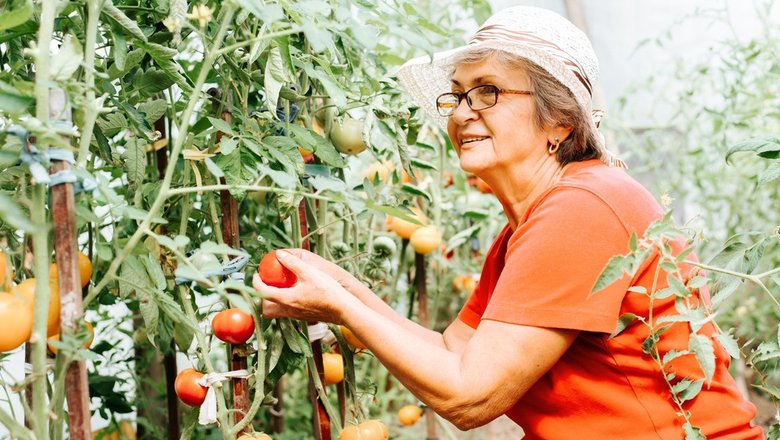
[49,87,91,440]
[415,252,439,440]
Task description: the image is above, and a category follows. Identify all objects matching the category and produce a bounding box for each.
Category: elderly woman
[254,6,762,439]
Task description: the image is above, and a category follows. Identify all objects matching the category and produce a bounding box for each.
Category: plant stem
[29,0,58,435]
[166,184,335,202]
[76,0,104,167]
[215,27,303,56]
[85,5,237,308]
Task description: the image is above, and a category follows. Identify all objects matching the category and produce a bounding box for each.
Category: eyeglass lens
[437,85,498,116]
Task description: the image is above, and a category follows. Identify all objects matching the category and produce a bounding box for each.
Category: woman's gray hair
[450,47,601,166]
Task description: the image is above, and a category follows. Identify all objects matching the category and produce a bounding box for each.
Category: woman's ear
[547,126,573,145]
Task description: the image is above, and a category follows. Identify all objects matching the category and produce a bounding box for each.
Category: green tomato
[329,117,366,155]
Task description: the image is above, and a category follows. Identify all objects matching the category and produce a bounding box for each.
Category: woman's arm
[255,250,577,429]
[278,248,474,352]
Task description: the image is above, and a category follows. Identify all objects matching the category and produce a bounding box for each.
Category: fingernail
[276,250,289,260]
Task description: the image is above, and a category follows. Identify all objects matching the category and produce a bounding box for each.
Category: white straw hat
[397,6,624,167]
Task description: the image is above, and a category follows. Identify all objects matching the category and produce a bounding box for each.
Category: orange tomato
[322,352,344,385]
[50,251,93,288]
[452,274,478,293]
[339,420,388,440]
[364,161,392,183]
[397,404,423,426]
[0,252,13,291]
[0,293,33,352]
[48,320,94,354]
[237,433,272,440]
[339,325,366,350]
[409,226,442,255]
[14,278,60,337]
[174,368,208,407]
[387,207,426,240]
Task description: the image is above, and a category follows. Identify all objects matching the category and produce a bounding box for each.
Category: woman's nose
[450,97,478,125]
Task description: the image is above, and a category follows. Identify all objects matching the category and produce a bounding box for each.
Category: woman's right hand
[271,248,364,296]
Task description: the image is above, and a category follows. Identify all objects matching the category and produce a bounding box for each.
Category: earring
[548,137,560,154]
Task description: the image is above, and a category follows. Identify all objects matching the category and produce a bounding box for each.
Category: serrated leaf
[399,183,431,202]
[662,349,688,364]
[110,27,127,71]
[677,378,704,403]
[51,35,83,81]
[758,161,780,185]
[726,136,780,163]
[203,157,224,178]
[138,99,168,124]
[123,138,147,186]
[137,287,160,347]
[609,313,639,340]
[103,0,147,42]
[119,102,155,140]
[0,0,33,32]
[0,84,33,114]
[140,254,166,291]
[286,125,346,167]
[667,273,690,297]
[689,334,715,383]
[136,41,193,94]
[591,254,628,295]
[683,423,706,440]
[303,63,346,109]
[754,383,780,401]
[108,48,145,80]
[308,175,346,192]
[97,112,128,137]
[279,318,311,356]
[220,137,238,155]
[712,331,740,359]
[207,117,234,136]
[119,255,149,298]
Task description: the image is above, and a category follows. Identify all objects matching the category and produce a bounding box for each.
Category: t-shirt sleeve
[482,186,634,333]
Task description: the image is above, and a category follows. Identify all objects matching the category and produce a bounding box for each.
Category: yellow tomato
[322,352,344,385]
[364,161,393,183]
[237,433,272,440]
[387,207,426,240]
[14,278,60,337]
[397,404,423,426]
[49,251,93,288]
[339,325,366,350]
[409,226,442,255]
[0,293,33,352]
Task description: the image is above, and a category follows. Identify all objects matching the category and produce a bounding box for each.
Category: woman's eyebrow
[450,75,500,87]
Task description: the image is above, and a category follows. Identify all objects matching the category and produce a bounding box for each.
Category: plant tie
[197,369,253,425]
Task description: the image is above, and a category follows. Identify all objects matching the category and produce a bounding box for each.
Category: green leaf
[0,192,39,232]
[689,333,715,383]
[667,273,690,297]
[726,136,780,163]
[138,99,168,125]
[399,183,431,202]
[609,313,639,340]
[137,286,160,347]
[232,0,284,23]
[715,331,741,359]
[118,255,149,298]
[661,349,687,364]
[108,48,145,80]
[204,157,224,178]
[96,112,128,137]
[0,0,33,32]
[207,117,234,136]
[754,383,780,401]
[304,63,347,110]
[50,35,83,81]
[213,147,259,196]
[122,138,147,187]
[0,81,33,114]
[136,41,193,94]
[140,254,166,291]
[758,161,780,185]
[110,27,127,71]
[220,137,238,155]
[683,423,706,440]
[132,69,175,97]
[264,45,288,114]
[591,254,628,295]
[678,379,704,403]
[286,125,346,167]
[279,318,311,356]
[119,102,155,140]
[103,0,148,42]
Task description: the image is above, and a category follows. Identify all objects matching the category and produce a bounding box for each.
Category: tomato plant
[212,308,254,345]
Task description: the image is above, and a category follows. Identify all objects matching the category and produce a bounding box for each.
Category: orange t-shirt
[458,160,762,439]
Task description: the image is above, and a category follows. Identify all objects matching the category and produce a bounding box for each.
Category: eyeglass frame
[435,84,534,117]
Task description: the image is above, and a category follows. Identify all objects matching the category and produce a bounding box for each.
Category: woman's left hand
[252,249,356,324]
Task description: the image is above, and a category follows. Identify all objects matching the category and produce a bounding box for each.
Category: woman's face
[446,56,549,176]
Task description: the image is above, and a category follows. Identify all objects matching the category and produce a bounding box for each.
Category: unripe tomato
[330,117,366,155]
[48,320,94,354]
[322,352,344,385]
[0,252,13,291]
[212,308,254,344]
[339,325,366,350]
[397,404,423,426]
[258,251,297,288]
[298,146,314,163]
[14,278,60,337]
[175,368,208,407]
[49,251,93,288]
[387,208,426,240]
[410,226,442,255]
[339,420,388,440]
[0,293,33,352]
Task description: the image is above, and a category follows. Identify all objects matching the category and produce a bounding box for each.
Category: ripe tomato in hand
[212,308,254,344]
[175,368,208,407]
[258,251,297,288]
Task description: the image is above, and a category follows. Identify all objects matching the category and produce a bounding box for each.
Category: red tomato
[258,251,297,288]
[174,368,208,407]
[212,308,255,344]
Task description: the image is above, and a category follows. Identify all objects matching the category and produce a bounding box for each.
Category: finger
[252,273,287,300]
[261,298,285,318]
[274,249,312,277]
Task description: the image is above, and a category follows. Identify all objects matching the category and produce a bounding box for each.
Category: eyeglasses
[436,84,533,117]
